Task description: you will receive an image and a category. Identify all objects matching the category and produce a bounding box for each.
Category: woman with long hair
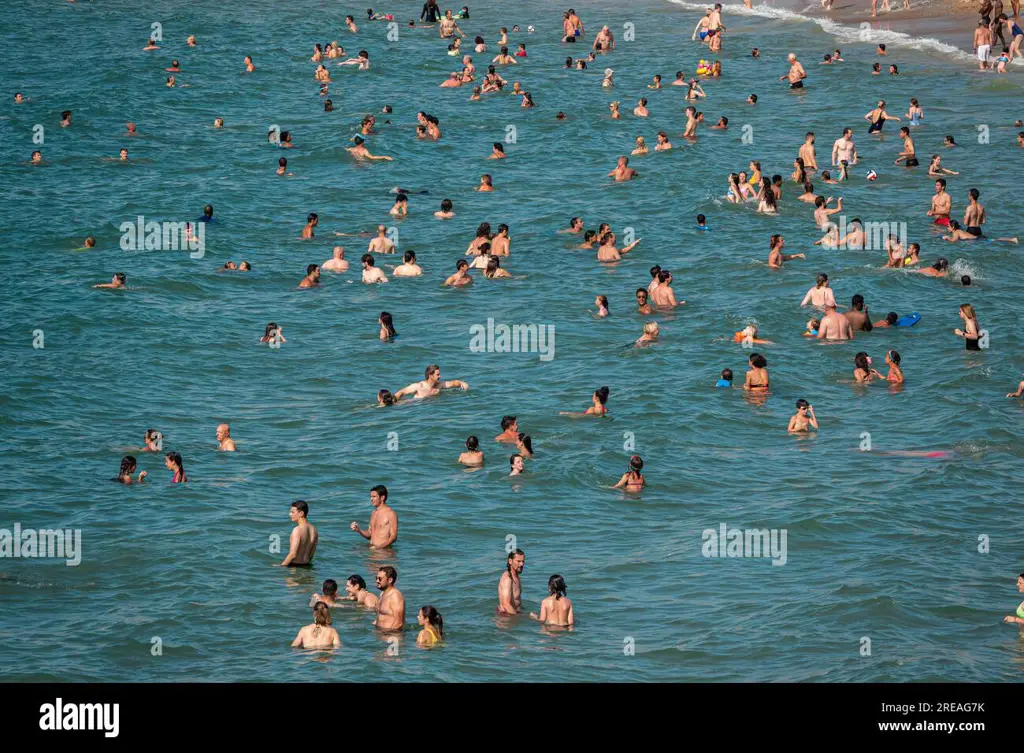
[416,605,445,646]
[164,451,187,483]
[379,312,397,340]
[954,304,981,350]
[292,602,341,648]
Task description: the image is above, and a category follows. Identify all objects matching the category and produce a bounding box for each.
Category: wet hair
[808,318,821,331]
[279,157,287,167]
[628,455,644,472]
[263,322,279,340]
[583,230,597,243]
[348,574,367,590]
[455,259,468,270]
[312,602,332,627]
[969,188,980,201]
[658,270,672,283]
[721,368,733,381]
[887,350,901,365]
[749,353,767,369]
[421,605,444,637]
[475,222,492,239]
[166,451,184,476]
[885,312,898,325]
[650,265,662,279]
[816,273,829,287]
[851,294,865,310]
[795,399,810,410]
[378,389,396,405]
[291,499,309,516]
[114,273,127,284]
[517,432,533,454]
[323,579,338,597]
[820,171,831,181]
[307,212,318,223]
[370,484,388,502]
[803,181,814,193]
[509,453,523,468]
[501,415,517,430]
[379,311,397,337]
[378,565,397,585]
[636,287,648,300]
[548,575,567,599]
[507,548,525,571]
[306,263,319,275]
[117,455,137,480]
[961,275,971,286]
[854,352,870,371]
[465,435,479,451]
[361,253,375,266]
[403,250,416,263]
[594,386,610,405]
[697,214,706,224]
[440,198,453,212]
[934,257,949,271]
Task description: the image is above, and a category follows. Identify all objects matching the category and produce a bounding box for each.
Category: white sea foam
[663,0,1018,65]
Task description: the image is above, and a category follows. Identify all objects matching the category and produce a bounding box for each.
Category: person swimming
[613,455,645,491]
[113,455,146,484]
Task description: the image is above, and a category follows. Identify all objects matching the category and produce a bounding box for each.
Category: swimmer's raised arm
[441,379,469,390]
[621,238,641,253]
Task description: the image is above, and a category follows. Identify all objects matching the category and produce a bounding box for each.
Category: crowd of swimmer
[65,1,1024,645]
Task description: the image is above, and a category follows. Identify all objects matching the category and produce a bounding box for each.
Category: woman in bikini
[416,605,444,646]
[1002,573,1024,626]
[884,350,904,384]
[853,352,884,383]
[164,451,187,483]
[613,455,646,491]
[743,353,770,391]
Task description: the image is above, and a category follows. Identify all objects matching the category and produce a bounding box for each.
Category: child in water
[716,368,733,387]
[803,318,820,337]
[613,455,645,491]
[787,399,819,433]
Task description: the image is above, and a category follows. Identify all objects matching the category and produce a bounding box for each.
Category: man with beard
[498,549,525,615]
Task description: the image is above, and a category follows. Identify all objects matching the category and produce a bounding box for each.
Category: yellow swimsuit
[423,625,441,646]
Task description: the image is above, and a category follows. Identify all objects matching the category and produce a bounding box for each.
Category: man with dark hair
[374,566,405,630]
[496,416,519,443]
[844,294,873,332]
[310,579,340,607]
[498,549,525,614]
[345,574,378,608]
[298,263,320,288]
[281,500,318,567]
[394,364,468,399]
[350,485,398,548]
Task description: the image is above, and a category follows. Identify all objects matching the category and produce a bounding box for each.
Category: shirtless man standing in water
[926,178,952,226]
[780,53,807,89]
[817,303,853,340]
[350,484,398,548]
[608,155,637,181]
[798,132,818,173]
[498,549,525,615]
[281,500,319,566]
[395,363,469,399]
[831,128,857,166]
[373,566,405,631]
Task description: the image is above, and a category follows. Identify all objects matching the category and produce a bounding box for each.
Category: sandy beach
[808,0,1004,56]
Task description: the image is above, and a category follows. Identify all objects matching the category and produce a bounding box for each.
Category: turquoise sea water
[2,0,1024,682]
